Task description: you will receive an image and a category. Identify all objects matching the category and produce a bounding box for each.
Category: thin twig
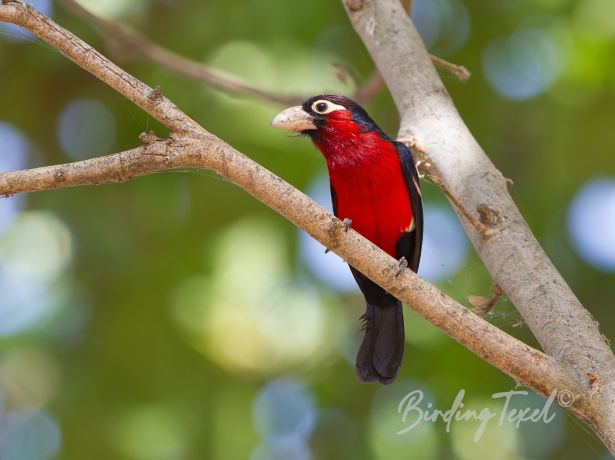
[469,285,503,317]
[431,175,491,237]
[398,137,491,237]
[58,0,302,106]
[430,54,471,81]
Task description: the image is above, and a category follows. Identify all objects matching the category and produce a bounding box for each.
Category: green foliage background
[1,1,614,459]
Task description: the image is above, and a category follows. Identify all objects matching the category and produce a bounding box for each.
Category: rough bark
[341,0,615,450]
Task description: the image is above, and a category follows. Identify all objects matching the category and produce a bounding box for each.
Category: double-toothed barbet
[272,95,423,384]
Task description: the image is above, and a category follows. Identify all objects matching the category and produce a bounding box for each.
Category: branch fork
[1,0,614,452]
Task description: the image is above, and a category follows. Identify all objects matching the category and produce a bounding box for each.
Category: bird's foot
[342,218,352,232]
[324,247,331,254]
[395,257,408,277]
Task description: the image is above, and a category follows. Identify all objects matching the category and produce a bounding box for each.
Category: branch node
[345,0,364,11]
[139,131,172,158]
[53,168,67,183]
[342,218,353,232]
[477,203,501,228]
[588,372,598,386]
[398,136,432,177]
[149,85,163,103]
[430,54,471,82]
[469,285,503,317]
[430,175,492,238]
[395,256,408,277]
[512,317,526,328]
[139,130,162,146]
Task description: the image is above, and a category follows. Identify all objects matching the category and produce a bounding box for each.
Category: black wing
[394,142,423,273]
[330,183,338,217]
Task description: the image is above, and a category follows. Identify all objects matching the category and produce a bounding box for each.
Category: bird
[272,94,423,384]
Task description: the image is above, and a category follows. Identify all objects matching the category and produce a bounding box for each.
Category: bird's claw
[342,218,352,232]
[324,247,331,254]
[395,257,408,277]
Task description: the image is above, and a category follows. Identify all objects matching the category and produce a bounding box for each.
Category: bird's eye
[315,102,328,113]
[310,99,346,115]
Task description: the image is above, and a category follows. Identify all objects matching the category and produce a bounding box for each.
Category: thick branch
[352,0,469,105]
[342,0,615,451]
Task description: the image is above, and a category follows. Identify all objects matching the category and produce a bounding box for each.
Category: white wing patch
[412,176,422,197]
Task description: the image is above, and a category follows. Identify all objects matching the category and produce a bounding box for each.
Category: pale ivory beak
[271,106,317,132]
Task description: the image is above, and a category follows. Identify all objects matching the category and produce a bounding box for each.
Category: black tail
[355,296,405,384]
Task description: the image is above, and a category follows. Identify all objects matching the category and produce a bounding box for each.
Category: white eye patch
[311,99,346,115]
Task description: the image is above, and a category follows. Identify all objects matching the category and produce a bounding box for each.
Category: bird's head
[272,94,384,140]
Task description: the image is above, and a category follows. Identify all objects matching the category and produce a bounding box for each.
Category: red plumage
[312,109,413,257]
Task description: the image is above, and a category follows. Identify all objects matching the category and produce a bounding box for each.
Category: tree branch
[57,0,302,106]
[0,133,200,194]
[352,0,469,105]
[0,0,610,451]
[341,0,615,451]
[430,54,471,81]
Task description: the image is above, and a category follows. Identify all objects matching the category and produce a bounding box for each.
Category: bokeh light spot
[0,122,29,172]
[0,212,72,337]
[208,41,277,92]
[73,0,148,19]
[253,378,316,441]
[0,211,72,283]
[111,404,191,460]
[370,380,439,460]
[450,397,521,460]
[568,178,615,271]
[483,27,562,100]
[0,122,29,235]
[419,205,469,283]
[299,175,357,293]
[513,393,565,458]
[57,98,117,160]
[412,0,471,56]
[0,0,53,42]
[412,0,443,49]
[0,409,62,460]
[251,437,311,460]
[574,0,615,42]
[0,349,60,410]
[172,218,333,375]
